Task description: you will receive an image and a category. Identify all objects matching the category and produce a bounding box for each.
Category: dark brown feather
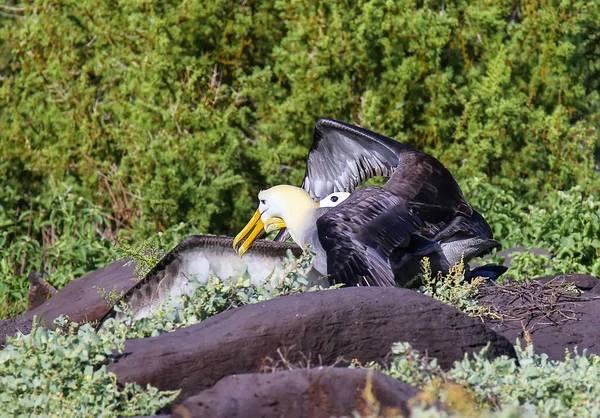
[316,187,427,287]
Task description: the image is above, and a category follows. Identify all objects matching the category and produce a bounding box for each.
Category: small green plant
[417,258,496,321]
[94,285,126,308]
[116,237,165,280]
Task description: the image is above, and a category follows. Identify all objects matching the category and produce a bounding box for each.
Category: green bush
[0,317,178,417]
[1,0,598,237]
[2,0,599,316]
[0,181,194,318]
[0,181,119,317]
[2,0,599,315]
[463,180,600,278]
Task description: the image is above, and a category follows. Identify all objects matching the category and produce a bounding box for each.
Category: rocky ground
[2,249,599,417]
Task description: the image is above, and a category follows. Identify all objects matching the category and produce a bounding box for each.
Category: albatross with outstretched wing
[286,118,500,272]
[233,185,441,286]
[235,118,504,287]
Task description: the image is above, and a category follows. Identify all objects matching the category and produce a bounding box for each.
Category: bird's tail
[464,263,508,282]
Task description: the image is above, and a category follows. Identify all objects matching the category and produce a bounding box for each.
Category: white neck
[285,205,317,247]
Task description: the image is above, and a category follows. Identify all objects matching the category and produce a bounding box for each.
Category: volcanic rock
[171,368,440,418]
[108,287,516,401]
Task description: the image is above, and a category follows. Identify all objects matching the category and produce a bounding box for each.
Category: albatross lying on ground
[101,235,310,321]
[234,118,505,287]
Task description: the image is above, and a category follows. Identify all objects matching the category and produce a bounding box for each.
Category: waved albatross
[234,185,449,286]
[285,119,502,275]
[234,118,504,286]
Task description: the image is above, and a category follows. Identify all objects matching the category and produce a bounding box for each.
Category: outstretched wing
[301,118,406,200]
[99,236,302,324]
[383,151,473,222]
[301,118,471,214]
[316,187,423,287]
[276,118,477,243]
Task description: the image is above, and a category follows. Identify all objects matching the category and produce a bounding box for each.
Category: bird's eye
[331,196,339,202]
[260,199,266,205]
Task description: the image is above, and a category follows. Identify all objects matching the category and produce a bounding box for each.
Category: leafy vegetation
[0,181,195,318]
[0,317,178,417]
[464,180,600,279]
[1,0,599,316]
[417,257,496,321]
[370,342,600,417]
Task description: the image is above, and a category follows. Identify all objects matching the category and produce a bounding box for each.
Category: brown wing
[316,187,425,287]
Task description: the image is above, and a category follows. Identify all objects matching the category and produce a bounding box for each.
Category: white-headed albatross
[233,185,444,286]
[279,118,502,277]
[234,118,505,287]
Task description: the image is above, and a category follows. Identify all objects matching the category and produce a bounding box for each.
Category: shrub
[2,0,600,315]
[0,317,178,417]
[463,180,600,278]
[1,0,598,238]
[0,181,194,318]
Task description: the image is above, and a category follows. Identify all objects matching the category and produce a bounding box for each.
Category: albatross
[293,118,501,267]
[233,185,436,286]
[233,118,504,287]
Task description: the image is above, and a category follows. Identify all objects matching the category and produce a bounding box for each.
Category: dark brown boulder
[473,246,553,269]
[22,259,136,327]
[480,275,600,360]
[171,368,439,418]
[0,318,33,347]
[533,273,599,292]
[108,287,516,402]
[27,271,57,311]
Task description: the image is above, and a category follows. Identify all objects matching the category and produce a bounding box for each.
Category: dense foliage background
[1,0,599,312]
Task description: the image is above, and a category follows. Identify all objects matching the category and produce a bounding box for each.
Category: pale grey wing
[301,118,413,200]
[301,118,473,219]
[100,236,302,323]
[316,187,424,287]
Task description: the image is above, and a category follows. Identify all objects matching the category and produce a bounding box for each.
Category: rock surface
[22,259,137,327]
[108,287,516,401]
[480,274,600,359]
[171,368,438,418]
[533,273,600,292]
[0,318,34,347]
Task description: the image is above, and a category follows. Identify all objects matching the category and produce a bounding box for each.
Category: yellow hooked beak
[233,210,286,256]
